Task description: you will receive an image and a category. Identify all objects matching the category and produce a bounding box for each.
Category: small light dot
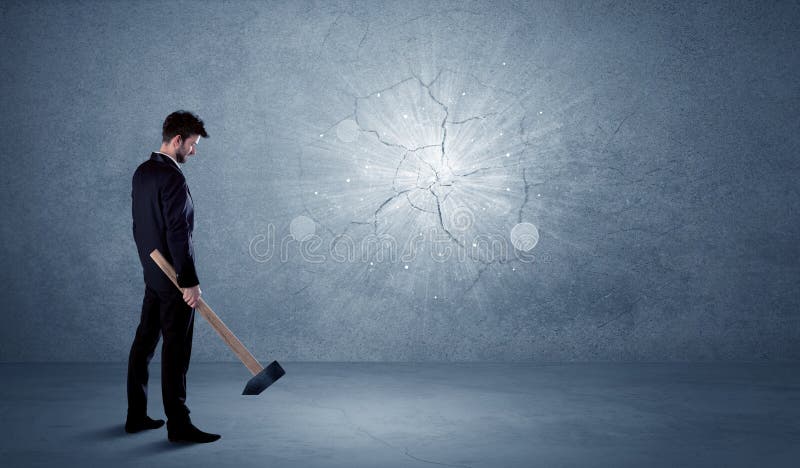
[500,132,504,136]
[377,93,381,97]
[512,267,516,271]
[472,243,477,247]
[461,92,466,96]
[403,114,408,119]
[506,152,510,157]
[359,198,363,201]
[346,178,351,183]
[314,191,318,195]
[404,265,409,270]
[370,262,374,266]
[539,111,543,115]
[434,295,438,299]
[537,193,541,197]
[502,62,507,66]
[506,187,510,191]
[319,134,324,138]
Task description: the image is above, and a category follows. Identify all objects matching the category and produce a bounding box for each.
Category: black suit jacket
[132,152,199,292]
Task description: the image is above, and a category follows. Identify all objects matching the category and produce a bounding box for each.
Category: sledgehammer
[150,249,285,395]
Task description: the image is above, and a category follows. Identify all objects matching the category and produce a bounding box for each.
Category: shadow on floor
[76,425,198,454]
[136,439,198,453]
[76,424,128,440]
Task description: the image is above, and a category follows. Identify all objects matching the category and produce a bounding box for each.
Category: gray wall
[1,0,798,362]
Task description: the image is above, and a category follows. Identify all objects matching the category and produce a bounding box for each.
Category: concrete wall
[1,0,798,361]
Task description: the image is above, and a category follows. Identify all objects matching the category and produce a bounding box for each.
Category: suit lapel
[151,152,192,202]
[150,152,182,173]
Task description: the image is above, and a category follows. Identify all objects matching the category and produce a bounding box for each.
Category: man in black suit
[126,111,220,443]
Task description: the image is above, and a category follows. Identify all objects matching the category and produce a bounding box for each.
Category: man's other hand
[182,285,202,308]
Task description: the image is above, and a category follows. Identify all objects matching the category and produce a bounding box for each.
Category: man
[126,110,220,443]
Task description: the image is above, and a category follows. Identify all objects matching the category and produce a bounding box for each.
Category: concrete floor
[0,362,798,467]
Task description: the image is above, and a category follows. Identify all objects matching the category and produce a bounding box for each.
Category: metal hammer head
[242,361,286,395]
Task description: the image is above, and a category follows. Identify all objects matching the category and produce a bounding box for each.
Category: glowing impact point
[510,222,540,252]
[290,215,316,241]
[336,119,359,143]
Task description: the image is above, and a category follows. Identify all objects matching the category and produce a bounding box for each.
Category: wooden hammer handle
[149,249,264,376]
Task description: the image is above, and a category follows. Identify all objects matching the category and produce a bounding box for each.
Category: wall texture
[1,0,798,362]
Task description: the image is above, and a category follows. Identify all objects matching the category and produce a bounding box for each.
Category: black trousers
[127,285,195,424]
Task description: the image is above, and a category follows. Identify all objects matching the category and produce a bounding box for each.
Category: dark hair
[162,110,209,143]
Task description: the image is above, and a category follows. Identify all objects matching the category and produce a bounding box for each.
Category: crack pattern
[301,66,536,296]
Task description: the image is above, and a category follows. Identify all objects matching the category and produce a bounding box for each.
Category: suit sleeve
[162,173,199,288]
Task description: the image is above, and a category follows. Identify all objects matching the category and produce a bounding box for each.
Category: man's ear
[171,134,182,148]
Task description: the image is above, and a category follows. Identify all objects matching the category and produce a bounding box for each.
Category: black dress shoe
[125,415,165,433]
[167,421,221,443]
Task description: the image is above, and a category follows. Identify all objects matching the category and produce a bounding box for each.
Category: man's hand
[182,285,202,309]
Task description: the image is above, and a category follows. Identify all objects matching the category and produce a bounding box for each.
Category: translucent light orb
[511,222,540,252]
[290,215,316,242]
[336,119,359,142]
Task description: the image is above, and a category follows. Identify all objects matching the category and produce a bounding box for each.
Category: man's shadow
[137,438,197,453]
[76,424,126,440]
[76,424,195,452]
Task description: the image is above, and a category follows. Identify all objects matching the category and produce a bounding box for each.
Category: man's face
[175,134,201,163]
